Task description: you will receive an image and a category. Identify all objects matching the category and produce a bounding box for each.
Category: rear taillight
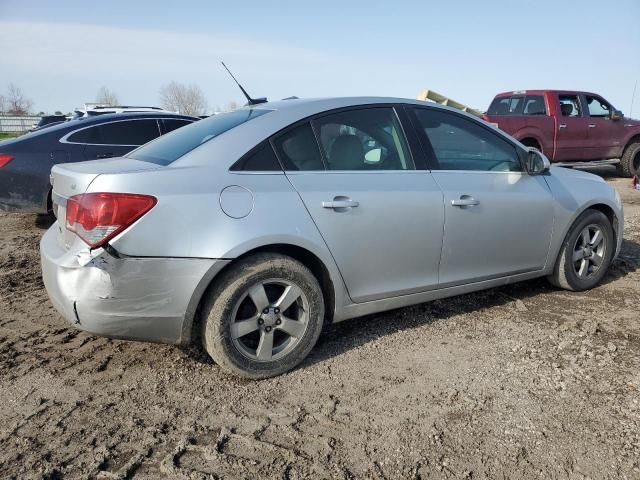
[65,192,157,248]
[0,154,14,168]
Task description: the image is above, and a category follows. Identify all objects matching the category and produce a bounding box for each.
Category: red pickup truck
[483,90,640,176]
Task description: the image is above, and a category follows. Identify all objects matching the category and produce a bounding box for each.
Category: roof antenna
[221,61,267,105]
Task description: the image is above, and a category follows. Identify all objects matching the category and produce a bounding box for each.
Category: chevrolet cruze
[40,97,624,378]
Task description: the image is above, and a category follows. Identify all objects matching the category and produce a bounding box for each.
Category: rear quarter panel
[88,166,350,309]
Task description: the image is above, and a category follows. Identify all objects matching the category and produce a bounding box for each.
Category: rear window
[128,109,271,165]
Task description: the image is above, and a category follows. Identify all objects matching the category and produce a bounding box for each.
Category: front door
[274,107,444,303]
[411,107,554,286]
[583,94,625,160]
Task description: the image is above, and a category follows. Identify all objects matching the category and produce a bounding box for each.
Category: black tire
[618,141,640,178]
[202,253,324,379]
[547,209,614,291]
[521,138,542,153]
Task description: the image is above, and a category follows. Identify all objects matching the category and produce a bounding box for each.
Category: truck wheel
[522,139,542,153]
[201,253,325,379]
[618,141,640,177]
[547,209,614,291]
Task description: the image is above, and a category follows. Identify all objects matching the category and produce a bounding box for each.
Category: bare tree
[96,86,119,106]
[5,83,34,115]
[0,94,6,114]
[225,101,239,111]
[159,81,207,116]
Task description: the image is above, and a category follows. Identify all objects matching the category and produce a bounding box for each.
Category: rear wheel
[202,253,324,379]
[618,141,640,177]
[521,138,542,153]
[547,210,614,291]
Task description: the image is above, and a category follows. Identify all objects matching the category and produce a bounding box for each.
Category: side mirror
[525,148,550,175]
[611,109,624,121]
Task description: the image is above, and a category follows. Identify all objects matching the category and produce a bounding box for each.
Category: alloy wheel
[572,224,607,279]
[230,278,309,362]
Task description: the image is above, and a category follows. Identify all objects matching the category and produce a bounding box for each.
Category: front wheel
[547,209,614,291]
[618,141,640,178]
[202,253,325,379]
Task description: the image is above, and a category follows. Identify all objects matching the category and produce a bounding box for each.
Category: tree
[5,83,33,115]
[0,94,6,114]
[159,81,207,116]
[226,101,239,111]
[96,86,119,106]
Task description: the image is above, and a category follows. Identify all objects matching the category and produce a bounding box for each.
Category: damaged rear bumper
[40,226,228,345]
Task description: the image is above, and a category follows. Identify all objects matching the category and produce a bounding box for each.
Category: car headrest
[329,135,363,170]
[560,103,574,116]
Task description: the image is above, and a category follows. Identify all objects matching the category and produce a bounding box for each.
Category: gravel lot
[1,172,639,479]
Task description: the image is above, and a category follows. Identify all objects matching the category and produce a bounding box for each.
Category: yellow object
[416,89,483,117]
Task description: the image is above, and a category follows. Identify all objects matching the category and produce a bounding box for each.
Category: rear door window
[99,119,160,145]
[558,95,582,117]
[313,107,414,170]
[487,96,523,116]
[129,109,271,165]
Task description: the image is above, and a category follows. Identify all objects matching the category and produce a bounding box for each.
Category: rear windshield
[128,108,271,165]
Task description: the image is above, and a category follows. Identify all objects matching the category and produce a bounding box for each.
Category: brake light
[65,193,157,248]
[0,154,14,168]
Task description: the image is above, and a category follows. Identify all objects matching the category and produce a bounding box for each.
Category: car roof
[493,90,602,98]
[18,111,199,140]
[173,96,497,168]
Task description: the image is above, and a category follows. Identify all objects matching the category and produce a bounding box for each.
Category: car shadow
[304,238,640,369]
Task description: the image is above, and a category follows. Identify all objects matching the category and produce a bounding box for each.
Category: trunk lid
[51,157,160,250]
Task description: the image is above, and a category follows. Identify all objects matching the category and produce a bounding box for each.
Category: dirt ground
[1,171,639,480]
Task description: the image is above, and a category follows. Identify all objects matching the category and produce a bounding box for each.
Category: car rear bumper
[40,225,227,345]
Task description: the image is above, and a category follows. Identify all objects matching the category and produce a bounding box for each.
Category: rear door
[79,119,162,160]
[277,106,444,303]
[410,106,554,286]
[555,93,589,161]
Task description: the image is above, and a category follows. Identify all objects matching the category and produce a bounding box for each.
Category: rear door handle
[588,124,596,128]
[322,198,359,209]
[451,196,479,207]
[559,123,567,129]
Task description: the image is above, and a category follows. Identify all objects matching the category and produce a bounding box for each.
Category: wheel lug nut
[265,326,272,332]
[274,308,280,313]
[258,318,264,325]
[263,308,269,314]
[275,319,281,325]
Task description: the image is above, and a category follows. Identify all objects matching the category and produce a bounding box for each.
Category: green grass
[0,132,21,141]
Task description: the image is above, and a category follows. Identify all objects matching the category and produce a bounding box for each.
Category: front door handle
[96,153,115,158]
[322,197,359,209]
[588,124,596,128]
[559,123,567,129]
[451,196,479,207]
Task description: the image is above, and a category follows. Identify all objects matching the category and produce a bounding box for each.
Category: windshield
[128,108,272,165]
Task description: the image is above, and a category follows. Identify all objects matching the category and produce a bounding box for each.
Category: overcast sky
[1,0,639,115]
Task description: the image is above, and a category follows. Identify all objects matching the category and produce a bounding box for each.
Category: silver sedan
[40,97,624,378]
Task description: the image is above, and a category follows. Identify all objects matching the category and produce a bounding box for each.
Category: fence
[0,116,42,133]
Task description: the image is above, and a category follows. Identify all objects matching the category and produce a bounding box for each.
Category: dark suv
[0,112,198,212]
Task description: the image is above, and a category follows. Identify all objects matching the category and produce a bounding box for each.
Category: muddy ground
[1,171,639,479]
